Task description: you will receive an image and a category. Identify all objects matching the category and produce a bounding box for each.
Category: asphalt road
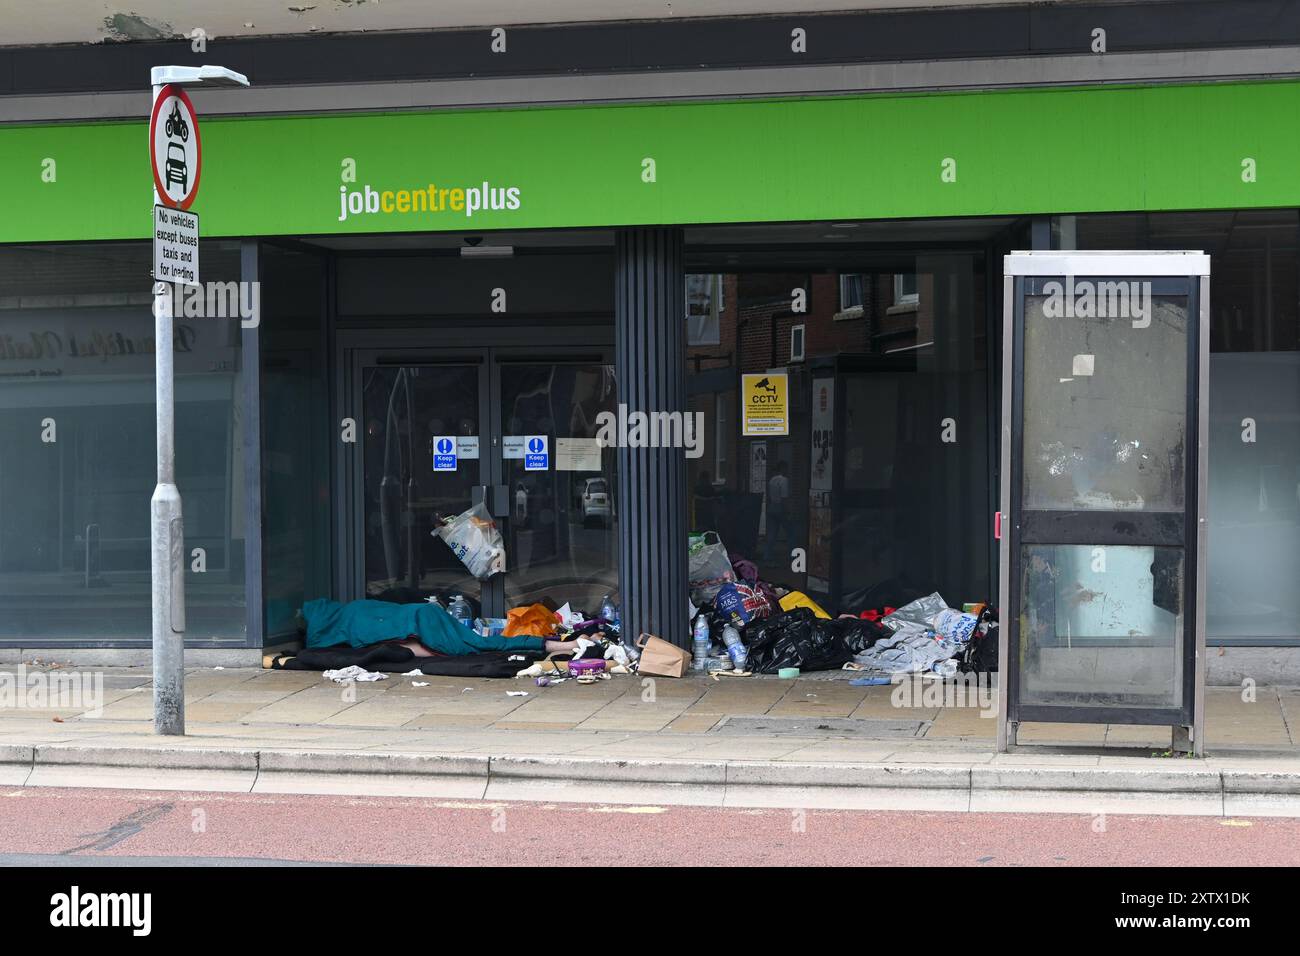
[1,786,1297,866]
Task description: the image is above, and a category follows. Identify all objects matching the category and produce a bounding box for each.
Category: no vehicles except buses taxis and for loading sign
[153,204,199,285]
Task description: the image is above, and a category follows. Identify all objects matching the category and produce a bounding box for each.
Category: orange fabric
[502,603,558,638]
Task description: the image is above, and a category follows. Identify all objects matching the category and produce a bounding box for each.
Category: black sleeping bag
[271,643,547,678]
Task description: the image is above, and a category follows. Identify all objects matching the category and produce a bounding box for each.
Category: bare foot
[544,639,580,655]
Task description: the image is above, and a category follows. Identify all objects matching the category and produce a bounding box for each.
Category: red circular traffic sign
[149,84,202,209]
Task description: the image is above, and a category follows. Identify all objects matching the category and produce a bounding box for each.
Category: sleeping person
[300,598,580,657]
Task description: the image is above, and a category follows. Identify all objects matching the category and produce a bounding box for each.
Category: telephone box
[998,252,1209,755]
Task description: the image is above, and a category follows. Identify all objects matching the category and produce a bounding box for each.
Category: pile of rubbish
[684,529,999,681]
[274,504,997,686]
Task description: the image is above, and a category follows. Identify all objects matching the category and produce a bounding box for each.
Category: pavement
[1,664,1299,817]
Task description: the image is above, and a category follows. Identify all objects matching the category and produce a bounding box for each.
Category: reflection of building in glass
[686,263,992,609]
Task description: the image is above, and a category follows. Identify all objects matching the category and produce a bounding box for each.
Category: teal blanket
[301,599,545,655]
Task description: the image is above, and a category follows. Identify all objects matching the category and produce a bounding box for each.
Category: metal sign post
[148,65,249,736]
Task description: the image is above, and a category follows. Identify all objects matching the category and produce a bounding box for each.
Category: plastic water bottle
[722,624,747,671]
[600,594,620,631]
[692,615,711,672]
[448,594,473,630]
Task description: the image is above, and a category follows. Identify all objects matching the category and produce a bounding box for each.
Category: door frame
[333,325,615,613]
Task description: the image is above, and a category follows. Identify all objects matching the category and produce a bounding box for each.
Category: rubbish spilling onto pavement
[683,531,999,681]
[274,529,997,686]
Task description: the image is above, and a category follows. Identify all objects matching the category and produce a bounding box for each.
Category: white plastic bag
[434,501,506,580]
[688,531,735,602]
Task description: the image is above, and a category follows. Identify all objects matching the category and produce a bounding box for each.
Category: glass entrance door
[493,352,618,613]
[356,350,489,608]
[349,345,617,618]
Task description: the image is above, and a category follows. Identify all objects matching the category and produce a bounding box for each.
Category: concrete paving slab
[398,715,498,730]
[925,708,998,737]
[664,715,722,733]
[239,696,360,724]
[182,702,270,723]
[712,715,925,738]
[989,752,1104,767]
[653,739,814,761]
[565,737,705,759]
[879,745,997,764]
[1015,722,1109,744]
[772,741,903,763]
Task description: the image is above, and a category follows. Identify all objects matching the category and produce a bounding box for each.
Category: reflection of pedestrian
[765,462,790,562]
[515,482,529,524]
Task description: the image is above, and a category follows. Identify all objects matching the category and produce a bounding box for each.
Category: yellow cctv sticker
[742,372,789,436]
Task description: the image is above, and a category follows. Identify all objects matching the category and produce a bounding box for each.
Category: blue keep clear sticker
[433,435,458,471]
[524,435,549,471]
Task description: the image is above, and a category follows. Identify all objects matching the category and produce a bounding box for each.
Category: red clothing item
[859,607,896,622]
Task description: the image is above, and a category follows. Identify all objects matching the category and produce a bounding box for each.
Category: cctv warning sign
[742,372,789,436]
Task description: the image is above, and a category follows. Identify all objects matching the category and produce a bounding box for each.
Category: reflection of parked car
[580,477,611,526]
[165,143,188,195]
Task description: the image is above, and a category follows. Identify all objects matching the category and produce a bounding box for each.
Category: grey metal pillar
[151,269,185,734]
[150,79,184,736]
[615,228,690,648]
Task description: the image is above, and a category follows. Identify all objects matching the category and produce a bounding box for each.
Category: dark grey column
[615,228,690,648]
[240,240,264,650]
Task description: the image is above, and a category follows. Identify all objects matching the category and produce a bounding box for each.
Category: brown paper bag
[635,632,692,678]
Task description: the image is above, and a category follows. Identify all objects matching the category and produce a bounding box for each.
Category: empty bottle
[692,614,711,672]
[600,594,621,637]
[448,594,473,630]
[722,624,747,671]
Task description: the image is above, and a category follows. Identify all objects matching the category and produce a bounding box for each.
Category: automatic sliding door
[493,353,618,612]
[357,354,487,606]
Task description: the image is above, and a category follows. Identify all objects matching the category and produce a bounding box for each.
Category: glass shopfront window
[684,236,996,614]
[1054,210,1300,643]
[0,241,247,643]
[260,245,331,642]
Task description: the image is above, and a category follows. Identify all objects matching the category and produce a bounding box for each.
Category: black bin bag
[744,608,855,674]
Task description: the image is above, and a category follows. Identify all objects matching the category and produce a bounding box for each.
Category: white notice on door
[555,437,602,472]
[457,436,480,459]
[502,436,527,460]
